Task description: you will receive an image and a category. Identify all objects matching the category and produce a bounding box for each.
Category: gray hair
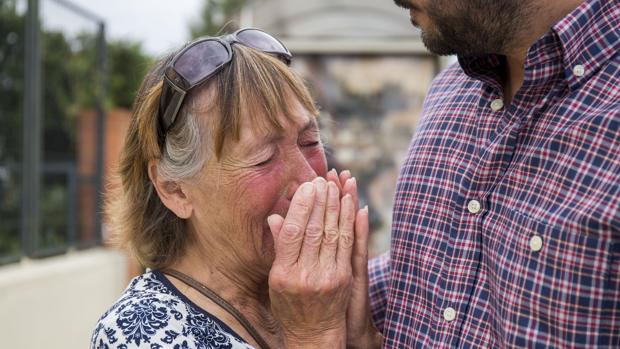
[157,97,211,182]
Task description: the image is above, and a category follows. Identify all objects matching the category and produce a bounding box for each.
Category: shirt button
[443,307,457,322]
[467,199,481,214]
[529,235,543,252]
[490,99,504,111]
[573,64,585,77]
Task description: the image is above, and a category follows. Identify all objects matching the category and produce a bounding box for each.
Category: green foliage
[0,0,25,257]
[39,174,69,249]
[0,0,25,164]
[190,0,248,38]
[42,30,82,161]
[107,40,151,109]
[0,2,151,163]
[0,1,151,258]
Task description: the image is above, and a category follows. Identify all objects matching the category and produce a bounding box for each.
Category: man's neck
[501,0,585,104]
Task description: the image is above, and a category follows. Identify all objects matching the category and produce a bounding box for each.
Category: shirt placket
[434,86,519,347]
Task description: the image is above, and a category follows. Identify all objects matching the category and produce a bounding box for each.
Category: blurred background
[0,0,454,347]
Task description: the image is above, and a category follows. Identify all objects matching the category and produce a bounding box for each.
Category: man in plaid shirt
[361,0,619,347]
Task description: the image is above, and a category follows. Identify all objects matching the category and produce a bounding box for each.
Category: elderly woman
[91,29,376,349]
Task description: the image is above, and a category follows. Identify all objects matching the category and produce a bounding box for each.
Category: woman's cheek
[242,164,285,211]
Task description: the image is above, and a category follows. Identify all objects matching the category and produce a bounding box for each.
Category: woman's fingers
[326,170,359,211]
[342,177,359,212]
[326,168,351,198]
[267,214,284,242]
[336,194,355,267]
[346,206,374,347]
[352,206,369,280]
[272,171,358,269]
[298,177,328,265]
[273,182,316,266]
[319,181,341,264]
[326,168,341,190]
[339,170,351,188]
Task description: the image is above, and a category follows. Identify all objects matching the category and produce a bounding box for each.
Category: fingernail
[363,205,368,213]
[343,193,352,203]
[314,177,327,191]
[345,177,356,188]
[313,176,326,184]
[328,181,339,192]
[301,182,315,195]
[343,170,351,177]
[267,214,278,226]
[329,168,337,175]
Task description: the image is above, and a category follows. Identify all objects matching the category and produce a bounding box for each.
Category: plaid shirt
[369,0,620,347]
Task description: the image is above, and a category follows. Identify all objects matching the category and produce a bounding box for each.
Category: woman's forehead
[240,95,316,135]
[193,80,319,159]
[230,114,317,158]
[245,113,316,143]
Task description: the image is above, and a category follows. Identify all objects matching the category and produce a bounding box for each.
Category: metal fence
[0,0,106,264]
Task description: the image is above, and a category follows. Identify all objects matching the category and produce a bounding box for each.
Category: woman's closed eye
[254,155,274,167]
[300,140,320,148]
[249,146,278,167]
[299,132,321,148]
[299,124,321,148]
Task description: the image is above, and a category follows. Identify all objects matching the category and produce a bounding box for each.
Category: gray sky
[41,0,204,55]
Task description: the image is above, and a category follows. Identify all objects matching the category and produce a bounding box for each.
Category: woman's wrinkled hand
[267,176,365,348]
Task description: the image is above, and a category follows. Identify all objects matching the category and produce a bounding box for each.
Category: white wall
[0,248,128,349]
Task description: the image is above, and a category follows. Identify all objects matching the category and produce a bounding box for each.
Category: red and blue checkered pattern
[369,0,620,347]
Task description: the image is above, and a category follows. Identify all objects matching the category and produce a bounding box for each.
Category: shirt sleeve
[368,252,390,333]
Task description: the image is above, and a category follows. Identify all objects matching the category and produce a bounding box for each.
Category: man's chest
[396,72,620,240]
[386,71,620,347]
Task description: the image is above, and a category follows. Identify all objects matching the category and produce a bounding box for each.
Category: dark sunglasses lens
[236,29,289,55]
[174,40,230,85]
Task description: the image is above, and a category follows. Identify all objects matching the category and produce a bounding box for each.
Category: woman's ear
[148,160,193,219]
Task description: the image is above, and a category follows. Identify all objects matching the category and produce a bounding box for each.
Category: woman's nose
[285,152,318,199]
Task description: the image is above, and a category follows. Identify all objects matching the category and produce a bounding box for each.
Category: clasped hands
[267,170,381,348]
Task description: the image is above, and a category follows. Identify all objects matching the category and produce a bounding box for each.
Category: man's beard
[420,0,536,57]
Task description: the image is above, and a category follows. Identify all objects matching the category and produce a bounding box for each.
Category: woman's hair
[108,43,317,270]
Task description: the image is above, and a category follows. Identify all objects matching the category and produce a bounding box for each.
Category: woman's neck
[168,243,282,347]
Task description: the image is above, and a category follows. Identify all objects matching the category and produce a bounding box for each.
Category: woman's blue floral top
[91,270,253,348]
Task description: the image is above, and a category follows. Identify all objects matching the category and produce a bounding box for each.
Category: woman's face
[185,96,327,274]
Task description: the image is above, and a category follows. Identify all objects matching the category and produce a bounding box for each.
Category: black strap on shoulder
[163,269,271,349]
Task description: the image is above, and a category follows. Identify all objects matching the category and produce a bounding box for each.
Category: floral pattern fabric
[91,270,253,349]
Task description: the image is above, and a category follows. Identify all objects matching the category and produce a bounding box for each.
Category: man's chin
[420,31,458,56]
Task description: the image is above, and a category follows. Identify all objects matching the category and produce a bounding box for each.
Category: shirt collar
[458,0,620,91]
[553,0,620,90]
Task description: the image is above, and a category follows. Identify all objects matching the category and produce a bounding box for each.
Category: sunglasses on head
[158,28,292,138]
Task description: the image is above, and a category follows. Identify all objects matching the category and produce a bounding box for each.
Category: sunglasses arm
[161,75,188,132]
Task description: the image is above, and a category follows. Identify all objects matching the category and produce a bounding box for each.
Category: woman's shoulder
[90,270,252,349]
